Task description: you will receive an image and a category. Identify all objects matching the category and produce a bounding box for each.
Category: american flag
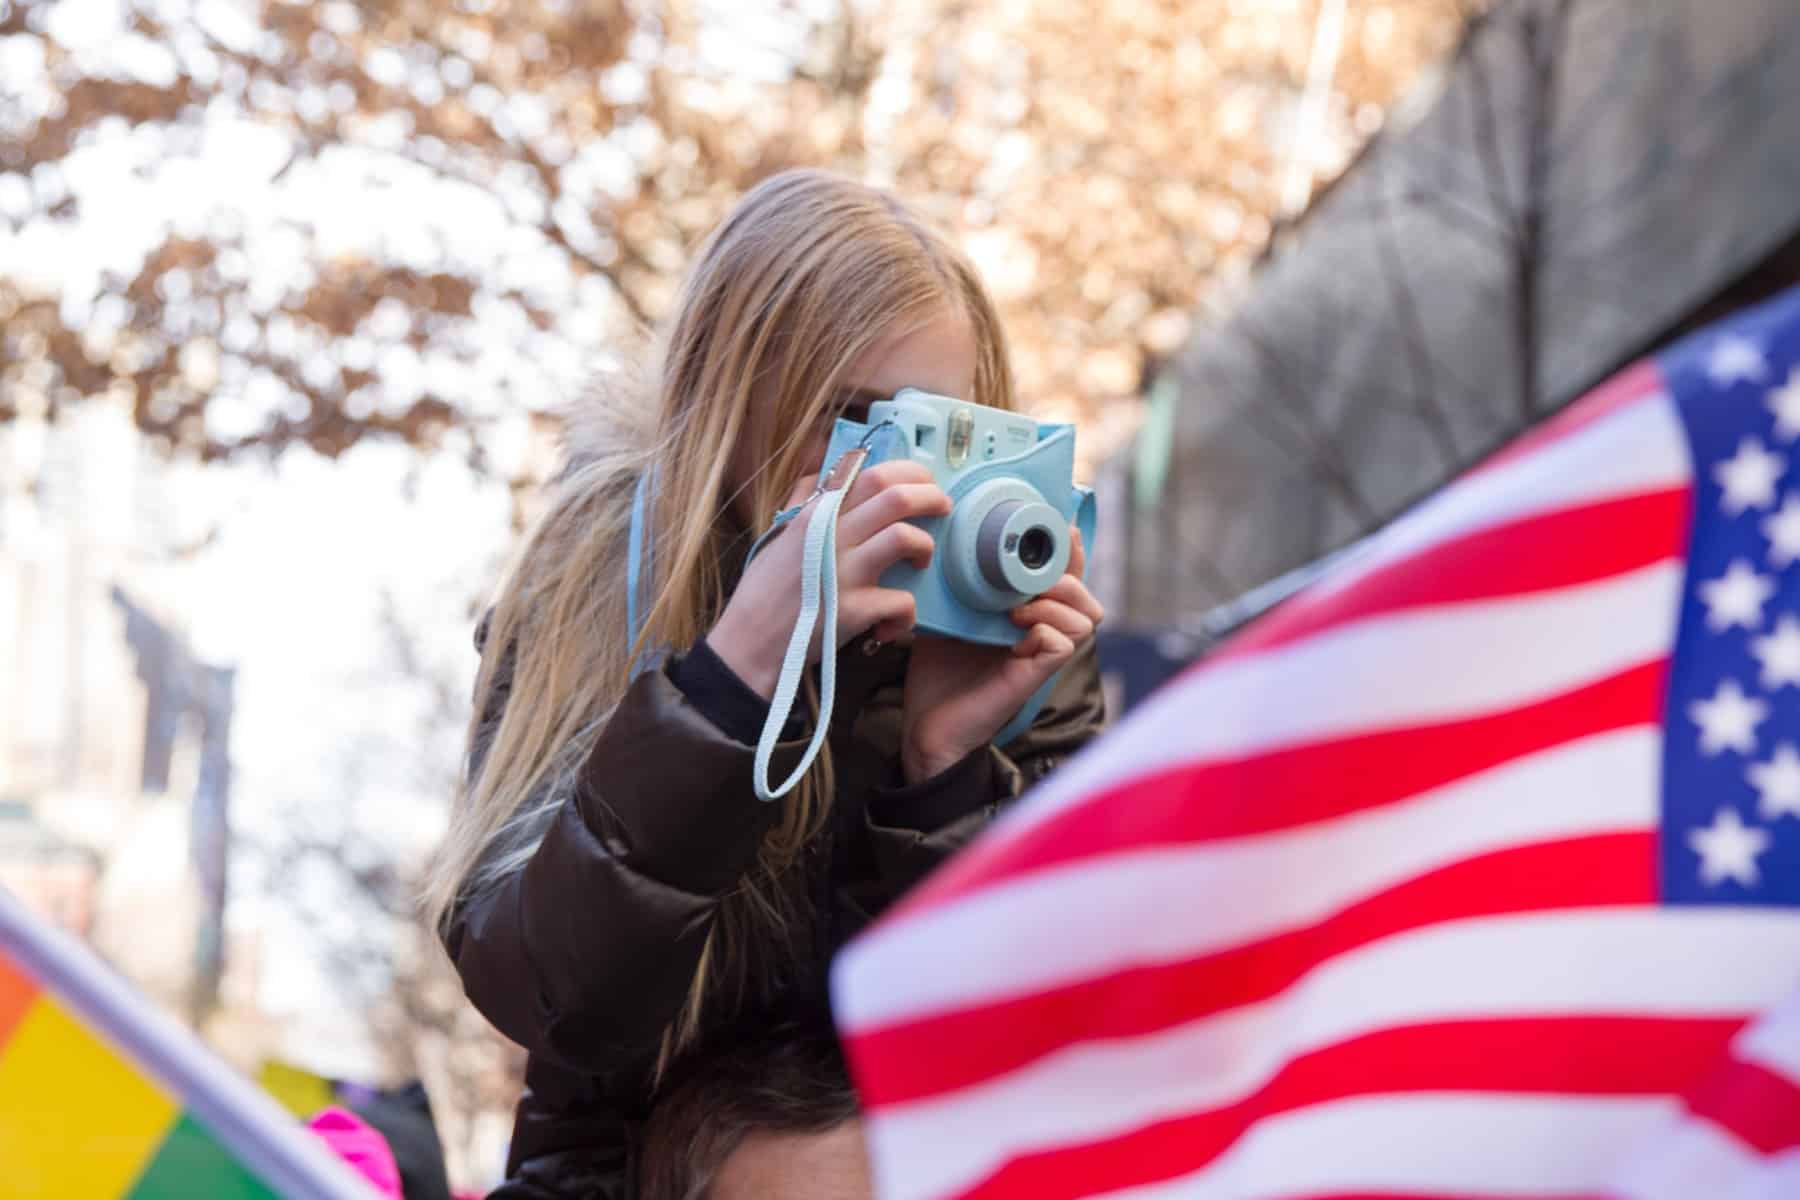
[832,286,1800,1200]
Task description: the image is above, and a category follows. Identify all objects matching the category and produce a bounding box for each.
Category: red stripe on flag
[1684,1054,1800,1155]
[1215,488,1689,660]
[902,662,1665,918]
[951,1016,1744,1200]
[853,833,1656,1107]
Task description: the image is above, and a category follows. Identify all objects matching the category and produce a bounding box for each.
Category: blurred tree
[246,584,524,1186]
[1,0,1472,493]
[858,0,1483,446]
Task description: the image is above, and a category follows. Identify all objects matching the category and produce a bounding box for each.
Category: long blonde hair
[422,169,1015,1057]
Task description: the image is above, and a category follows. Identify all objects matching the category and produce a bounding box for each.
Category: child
[422,169,1106,1197]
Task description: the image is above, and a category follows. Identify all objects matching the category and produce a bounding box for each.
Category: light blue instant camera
[821,388,1097,647]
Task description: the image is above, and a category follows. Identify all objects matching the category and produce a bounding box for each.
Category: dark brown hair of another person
[636,1018,859,1200]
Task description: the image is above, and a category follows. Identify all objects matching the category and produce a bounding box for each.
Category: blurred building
[1,393,146,808]
[1105,0,1800,637]
[2,392,147,938]
[0,390,238,1023]
[0,797,101,936]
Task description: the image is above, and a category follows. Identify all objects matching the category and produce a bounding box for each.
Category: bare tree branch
[1376,162,1463,469]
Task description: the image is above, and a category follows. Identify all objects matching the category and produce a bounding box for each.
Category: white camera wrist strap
[750,446,869,802]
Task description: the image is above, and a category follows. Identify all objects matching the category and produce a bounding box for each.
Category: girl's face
[729,308,979,527]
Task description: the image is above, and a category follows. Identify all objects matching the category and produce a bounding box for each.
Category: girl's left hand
[899,526,1105,784]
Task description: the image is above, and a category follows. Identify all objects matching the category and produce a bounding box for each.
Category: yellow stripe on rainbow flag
[0,887,374,1199]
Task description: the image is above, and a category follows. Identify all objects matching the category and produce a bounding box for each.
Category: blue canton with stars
[1661,286,1800,907]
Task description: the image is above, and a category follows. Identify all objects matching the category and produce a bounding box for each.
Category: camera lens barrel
[940,478,1072,613]
[972,495,1069,600]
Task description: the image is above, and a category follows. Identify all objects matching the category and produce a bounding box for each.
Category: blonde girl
[424,169,1105,1197]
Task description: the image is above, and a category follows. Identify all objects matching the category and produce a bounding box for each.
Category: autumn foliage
[2,0,1474,488]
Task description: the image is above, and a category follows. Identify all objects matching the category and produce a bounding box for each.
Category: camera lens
[965,491,1070,607]
[1017,526,1054,570]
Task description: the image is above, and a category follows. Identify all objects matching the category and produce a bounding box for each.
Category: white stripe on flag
[1093,1094,1684,1200]
[840,727,1660,1031]
[1608,1119,1800,1200]
[1305,386,1687,604]
[959,559,1683,858]
[866,909,1800,1200]
[1736,989,1800,1085]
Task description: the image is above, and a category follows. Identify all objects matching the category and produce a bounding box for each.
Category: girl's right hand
[707,461,951,701]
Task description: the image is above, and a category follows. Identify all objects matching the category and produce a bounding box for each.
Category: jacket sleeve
[442,646,804,1074]
[861,637,1107,895]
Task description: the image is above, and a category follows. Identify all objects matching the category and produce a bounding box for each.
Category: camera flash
[946,406,974,468]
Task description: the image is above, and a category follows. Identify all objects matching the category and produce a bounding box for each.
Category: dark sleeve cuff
[576,666,794,895]
[667,637,801,746]
[868,745,1001,835]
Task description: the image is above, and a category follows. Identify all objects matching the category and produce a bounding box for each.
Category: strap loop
[752,448,869,801]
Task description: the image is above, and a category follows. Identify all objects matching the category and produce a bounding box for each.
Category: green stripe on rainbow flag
[0,888,373,1199]
[129,1113,279,1199]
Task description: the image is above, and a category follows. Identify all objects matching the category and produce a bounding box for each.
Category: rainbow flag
[0,885,374,1198]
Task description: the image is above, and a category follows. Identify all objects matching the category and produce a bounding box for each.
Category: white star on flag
[1714,436,1786,514]
[1707,334,1770,386]
[1689,678,1768,755]
[1699,559,1775,631]
[1751,614,1800,689]
[1688,806,1772,886]
[1749,743,1800,820]
[1770,367,1800,440]
[1764,493,1800,567]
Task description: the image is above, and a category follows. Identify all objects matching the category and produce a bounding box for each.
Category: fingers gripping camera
[822,388,1097,647]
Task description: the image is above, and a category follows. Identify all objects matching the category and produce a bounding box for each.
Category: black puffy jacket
[445,617,1105,1198]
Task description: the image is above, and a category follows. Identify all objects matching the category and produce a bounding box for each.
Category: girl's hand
[900,526,1104,784]
[708,461,952,700]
